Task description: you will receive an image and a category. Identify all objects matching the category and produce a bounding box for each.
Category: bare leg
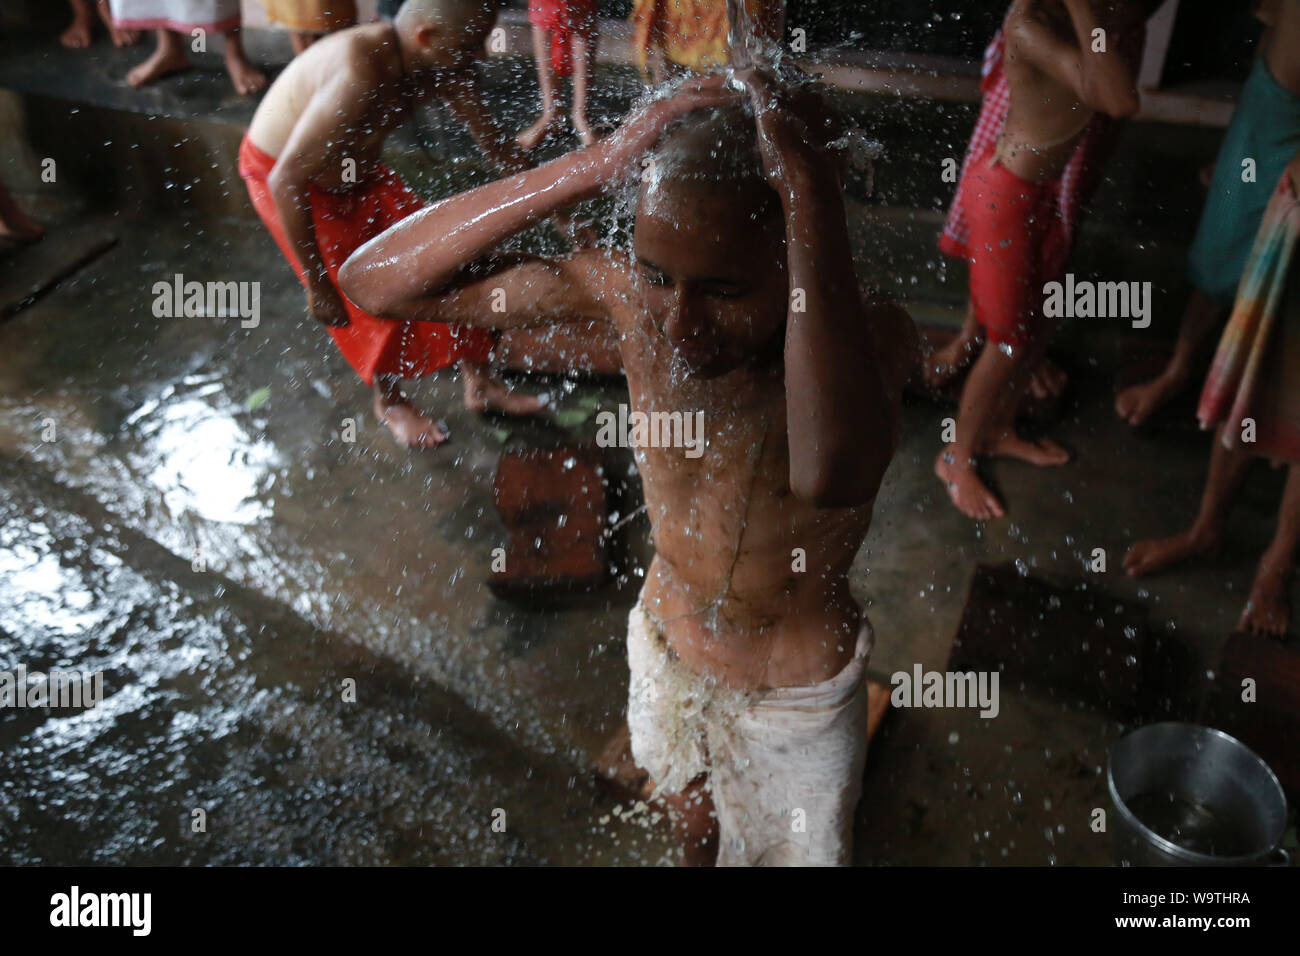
[977,331,1070,466]
[1239,462,1300,636]
[517,27,562,150]
[459,360,547,416]
[570,30,598,147]
[126,29,191,87]
[0,178,44,242]
[289,31,315,55]
[1124,422,1250,577]
[61,0,94,48]
[97,0,139,46]
[935,336,1059,519]
[222,29,267,95]
[656,777,718,867]
[372,375,448,449]
[923,300,983,389]
[1116,289,1226,426]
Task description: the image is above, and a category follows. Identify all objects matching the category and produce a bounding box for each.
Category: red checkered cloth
[938,23,1141,264]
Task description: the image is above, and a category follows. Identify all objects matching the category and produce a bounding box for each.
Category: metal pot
[1107,722,1290,866]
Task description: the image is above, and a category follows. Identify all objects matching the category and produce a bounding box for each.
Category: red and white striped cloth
[938,23,1141,263]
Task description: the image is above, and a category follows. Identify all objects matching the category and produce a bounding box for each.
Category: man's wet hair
[642,103,781,223]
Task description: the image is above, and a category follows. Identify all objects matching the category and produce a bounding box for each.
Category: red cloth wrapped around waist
[237,134,494,385]
[963,150,1068,349]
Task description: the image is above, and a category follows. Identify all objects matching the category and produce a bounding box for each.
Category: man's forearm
[339,146,610,316]
[271,182,327,285]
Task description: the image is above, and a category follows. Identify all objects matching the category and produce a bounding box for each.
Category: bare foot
[1115,373,1183,427]
[99,0,139,46]
[0,209,45,243]
[61,3,94,49]
[980,431,1070,466]
[461,363,547,416]
[594,723,653,802]
[1238,549,1293,636]
[935,449,1004,519]
[923,327,982,390]
[1123,525,1219,578]
[517,112,562,151]
[1028,357,1068,400]
[224,49,267,95]
[373,391,447,449]
[126,44,191,87]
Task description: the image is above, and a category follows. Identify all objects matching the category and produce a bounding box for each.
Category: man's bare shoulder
[310,24,401,90]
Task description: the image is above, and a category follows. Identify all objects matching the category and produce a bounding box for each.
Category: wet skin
[338,76,919,690]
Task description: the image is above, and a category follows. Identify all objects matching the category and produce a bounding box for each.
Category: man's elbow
[791,452,889,510]
[336,253,391,317]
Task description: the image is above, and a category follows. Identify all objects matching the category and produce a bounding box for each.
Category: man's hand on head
[597,73,737,177]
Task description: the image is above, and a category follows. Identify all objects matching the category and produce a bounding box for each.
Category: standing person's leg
[289,31,314,54]
[221,28,267,95]
[97,0,138,46]
[924,300,983,389]
[126,28,191,87]
[976,325,1069,465]
[1240,462,1300,635]
[518,26,561,149]
[569,21,598,147]
[935,341,1035,519]
[1116,289,1227,426]
[1124,422,1253,576]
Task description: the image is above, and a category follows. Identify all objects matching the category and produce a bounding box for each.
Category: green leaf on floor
[554,408,591,428]
[244,387,271,413]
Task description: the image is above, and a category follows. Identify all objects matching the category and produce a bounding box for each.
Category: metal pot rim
[1106,721,1288,864]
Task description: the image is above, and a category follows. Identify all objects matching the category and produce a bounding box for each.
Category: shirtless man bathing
[241,0,545,449]
[934,0,1158,519]
[339,73,918,865]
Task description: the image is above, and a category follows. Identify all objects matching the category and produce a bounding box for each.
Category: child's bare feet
[594,723,653,801]
[126,33,191,87]
[224,41,267,95]
[1238,547,1293,636]
[1028,357,1068,399]
[517,112,562,151]
[373,387,447,449]
[61,0,94,48]
[0,206,45,243]
[979,431,1070,466]
[923,326,982,390]
[1115,372,1183,426]
[1123,525,1220,577]
[935,449,1004,519]
[460,361,547,416]
[98,0,139,46]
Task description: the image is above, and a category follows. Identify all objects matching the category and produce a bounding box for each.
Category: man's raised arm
[338,78,734,319]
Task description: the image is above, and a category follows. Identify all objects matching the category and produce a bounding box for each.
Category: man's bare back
[248,24,412,186]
